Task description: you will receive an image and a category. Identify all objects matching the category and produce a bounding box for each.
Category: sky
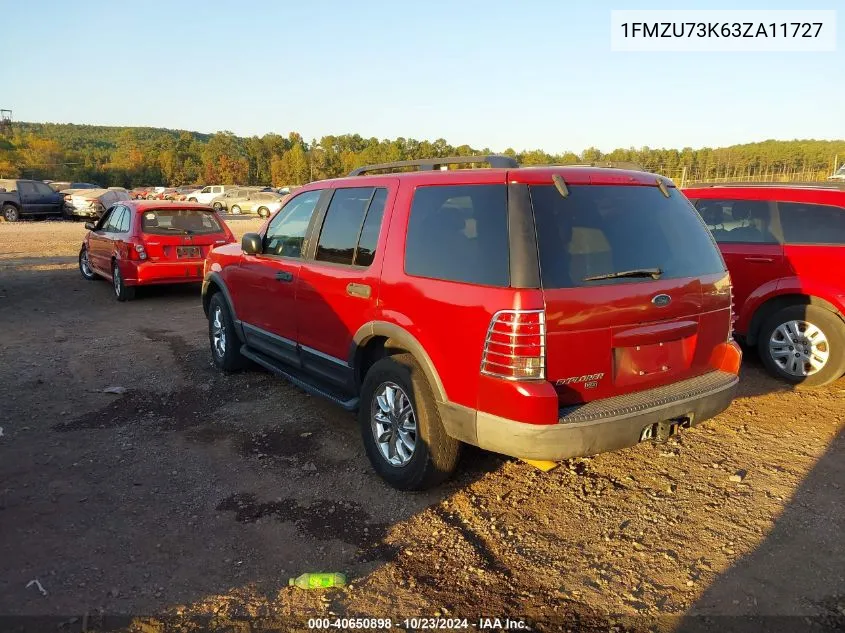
[2,0,843,153]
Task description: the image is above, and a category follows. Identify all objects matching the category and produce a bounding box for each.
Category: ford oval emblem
[652,294,672,307]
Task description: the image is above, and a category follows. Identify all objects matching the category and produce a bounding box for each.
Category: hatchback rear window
[530,185,725,288]
[141,209,223,235]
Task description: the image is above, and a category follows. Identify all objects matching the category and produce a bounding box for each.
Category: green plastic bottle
[288,573,347,589]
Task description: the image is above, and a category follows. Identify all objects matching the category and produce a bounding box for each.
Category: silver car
[210,188,283,217]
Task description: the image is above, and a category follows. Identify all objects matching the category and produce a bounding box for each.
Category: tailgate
[529,180,731,406]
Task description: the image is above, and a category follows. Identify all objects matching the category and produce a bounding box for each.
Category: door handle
[346,283,372,299]
[275,270,293,282]
[743,256,774,263]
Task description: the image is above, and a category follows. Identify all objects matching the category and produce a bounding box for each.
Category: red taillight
[129,243,147,261]
[480,310,546,381]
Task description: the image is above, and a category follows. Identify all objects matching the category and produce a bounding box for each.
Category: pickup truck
[0,179,67,222]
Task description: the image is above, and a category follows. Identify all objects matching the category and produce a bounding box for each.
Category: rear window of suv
[141,209,223,235]
[530,185,726,288]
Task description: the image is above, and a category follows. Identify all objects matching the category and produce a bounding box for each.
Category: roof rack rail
[568,161,647,171]
[685,181,845,190]
[348,155,518,177]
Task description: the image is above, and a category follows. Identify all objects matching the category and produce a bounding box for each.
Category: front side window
[405,184,509,286]
[34,182,54,196]
[263,190,321,258]
[694,198,779,244]
[315,187,387,266]
[779,202,845,245]
[532,185,726,288]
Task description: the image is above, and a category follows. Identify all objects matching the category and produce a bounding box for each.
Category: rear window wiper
[583,268,663,282]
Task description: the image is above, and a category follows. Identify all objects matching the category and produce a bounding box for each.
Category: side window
[354,188,387,267]
[105,207,124,232]
[779,202,845,245]
[405,184,509,286]
[18,181,37,196]
[96,208,114,231]
[201,187,211,193]
[34,182,54,196]
[117,207,131,232]
[694,199,779,244]
[263,190,322,258]
[315,187,376,266]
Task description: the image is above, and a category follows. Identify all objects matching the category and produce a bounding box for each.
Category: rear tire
[230,205,241,215]
[188,197,197,203]
[2,204,20,222]
[79,247,97,280]
[112,261,135,302]
[758,304,845,387]
[359,354,461,490]
[257,206,270,218]
[208,293,247,371]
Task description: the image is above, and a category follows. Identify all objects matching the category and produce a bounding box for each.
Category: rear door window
[531,185,725,288]
[778,202,845,245]
[405,184,509,286]
[315,187,387,266]
[105,207,125,233]
[693,199,779,244]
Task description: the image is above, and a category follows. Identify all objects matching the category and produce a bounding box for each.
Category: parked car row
[25,157,845,490]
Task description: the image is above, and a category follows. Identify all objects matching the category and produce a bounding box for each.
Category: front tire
[213,202,223,211]
[188,197,197,203]
[208,293,247,371]
[257,206,270,218]
[230,205,241,215]
[112,261,135,302]
[2,204,20,222]
[79,247,97,280]
[359,354,461,490]
[758,304,845,387]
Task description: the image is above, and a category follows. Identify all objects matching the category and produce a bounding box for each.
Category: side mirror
[84,222,96,231]
[241,232,261,255]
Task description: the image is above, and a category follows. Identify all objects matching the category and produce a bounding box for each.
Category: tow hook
[640,416,692,443]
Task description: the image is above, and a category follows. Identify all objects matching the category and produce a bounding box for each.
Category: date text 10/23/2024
[307,617,529,630]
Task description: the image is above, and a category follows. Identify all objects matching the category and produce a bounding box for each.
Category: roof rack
[684,181,845,190]
[348,155,518,177]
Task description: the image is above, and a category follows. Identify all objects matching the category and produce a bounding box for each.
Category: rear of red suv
[203,157,740,490]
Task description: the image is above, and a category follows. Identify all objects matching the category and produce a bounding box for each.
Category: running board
[240,346,359,411]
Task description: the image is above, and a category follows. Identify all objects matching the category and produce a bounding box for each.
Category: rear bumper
[464,370,738,461]
[121,260,205,286]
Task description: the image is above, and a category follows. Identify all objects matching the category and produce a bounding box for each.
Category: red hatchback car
[202,156,741,489]
[685,183,845,387]
[79,201,235,301]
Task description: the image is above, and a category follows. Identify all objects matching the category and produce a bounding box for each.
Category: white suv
[187,185,236,204]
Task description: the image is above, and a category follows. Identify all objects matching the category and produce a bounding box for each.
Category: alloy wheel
[769,319,830,377]
[371,382,417,467]
[211,306,226,358]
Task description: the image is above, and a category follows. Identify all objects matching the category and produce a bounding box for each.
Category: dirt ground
[0,220,843,632]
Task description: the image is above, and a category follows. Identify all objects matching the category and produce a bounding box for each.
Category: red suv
[79,201,235,301]
[685,184,845,387]
[202,156,741,489]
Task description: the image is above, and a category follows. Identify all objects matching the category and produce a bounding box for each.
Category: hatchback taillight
[480,310,546,381]
[130,243,147,261]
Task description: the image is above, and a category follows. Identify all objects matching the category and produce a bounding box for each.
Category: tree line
[0,122,842,187]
